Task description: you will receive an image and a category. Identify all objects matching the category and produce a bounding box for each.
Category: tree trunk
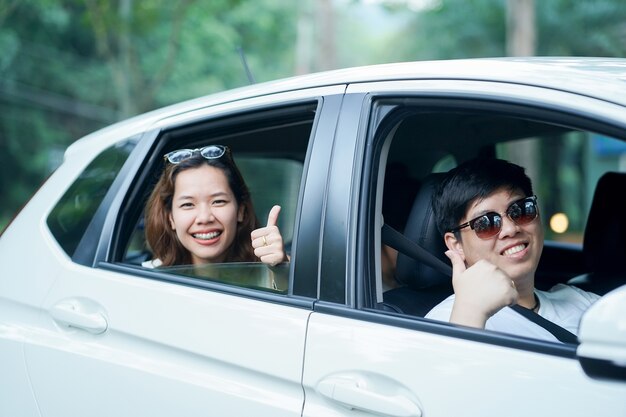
[118,0,134,117]
[295,0,314,75]
[315,0,336,71]
[506,0,535,57]
[506,0,538,181]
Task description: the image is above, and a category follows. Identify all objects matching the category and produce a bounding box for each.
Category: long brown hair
[144,148,258,266]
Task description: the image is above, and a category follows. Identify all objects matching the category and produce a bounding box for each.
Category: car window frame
[97,87,347,304]
[66,130,158,266]
[110,105,315,291]
[349,85,626,358]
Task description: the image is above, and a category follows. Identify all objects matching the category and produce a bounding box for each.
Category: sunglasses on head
[450,195,538,239]
[164,145,228,164]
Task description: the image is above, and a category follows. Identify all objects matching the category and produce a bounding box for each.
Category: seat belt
[381,223,579,344]
[508,305,578,344]
[381,223,452,275]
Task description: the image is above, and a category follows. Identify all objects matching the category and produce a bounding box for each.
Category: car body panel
[302,310,626,417]
[2,58,626,416]
[3,87,342,416]
[578,285,626,366]
[0,144,103,416]
[0,302,42,417]
[25,263,310,416]
[301,78,626,415]
[61,58,626,166]
[346,78,626,120]
[62,85,347,168]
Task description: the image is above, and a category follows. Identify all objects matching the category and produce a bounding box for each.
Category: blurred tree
[384,0,626,60]
[295,0,338,74]
[384,0,508,61]
[381,0,626,243]
[0,0,20,23]
[3,0,626,232]
[295,0,314,74]
[506,0,538,186]
[81,0,197,116]
[507,0,535,57]
[537,0,626,57]
[0,0,299,230]
[316,0,337,71]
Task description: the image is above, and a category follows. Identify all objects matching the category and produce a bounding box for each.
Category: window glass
[124,157,304,264]
[431,154,456,173]
[48,138,137,256]
[498,133,626,244]
[157,262,289,294]
[236,157,303,244]
[375,101,625,344]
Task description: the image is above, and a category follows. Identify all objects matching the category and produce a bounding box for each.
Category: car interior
[376,104,626,318]
[114,97,626,311]
[118,104,316,293]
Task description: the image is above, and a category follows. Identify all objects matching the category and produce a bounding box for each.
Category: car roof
[66,57,626,160]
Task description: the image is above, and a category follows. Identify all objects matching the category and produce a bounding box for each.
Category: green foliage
[386,0,626,61]
[0,0,298,232]
[2,0,626,233]
[386,0,508,61]
[537,0,626,56]
[383,0,626,242]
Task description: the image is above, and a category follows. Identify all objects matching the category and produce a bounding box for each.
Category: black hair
[432,157,533,236]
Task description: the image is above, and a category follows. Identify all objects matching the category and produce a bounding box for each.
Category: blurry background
[2,0,626,232]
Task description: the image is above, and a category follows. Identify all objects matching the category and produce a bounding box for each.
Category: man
[425,158,599,342]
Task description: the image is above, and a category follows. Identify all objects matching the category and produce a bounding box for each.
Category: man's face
[445,187,544,282]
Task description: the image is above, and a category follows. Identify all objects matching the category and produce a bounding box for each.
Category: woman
[144,144,287,268]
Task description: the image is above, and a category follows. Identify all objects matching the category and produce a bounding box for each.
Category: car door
[30,266,311,416]
[301,81,626,417]
[22,86,345,417]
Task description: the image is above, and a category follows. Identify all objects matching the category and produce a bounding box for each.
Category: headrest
[395,173,450,289]
[583,172,626,273]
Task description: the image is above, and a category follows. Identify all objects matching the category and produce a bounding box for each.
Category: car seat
[568,172,626,295]
[383,173,453,316]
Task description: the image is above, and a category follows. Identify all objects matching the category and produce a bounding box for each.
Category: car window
[499,133,626,245]
[121,104,316,296]
[123,155,305,264]
[47,138,138,256]
[370,99,626,345]
[236,157,303,244]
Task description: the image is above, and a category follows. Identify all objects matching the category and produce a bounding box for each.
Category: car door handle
[317,374,422,417]
[50,299,108,334]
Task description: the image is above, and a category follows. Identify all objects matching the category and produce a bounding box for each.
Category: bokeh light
[550,213,569,234]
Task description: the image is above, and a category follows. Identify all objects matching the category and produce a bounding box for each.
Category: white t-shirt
[425,284,600,342]
[142,258,162,268]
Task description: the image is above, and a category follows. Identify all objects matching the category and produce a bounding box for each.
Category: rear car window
[47,139,137,256]
[120,103,316,297]
[236,157,303,243]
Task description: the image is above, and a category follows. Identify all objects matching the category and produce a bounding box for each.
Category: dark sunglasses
[450,195,538,239]
[164,145,228,164]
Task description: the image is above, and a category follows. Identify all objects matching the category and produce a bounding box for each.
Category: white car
[2,58,625,417]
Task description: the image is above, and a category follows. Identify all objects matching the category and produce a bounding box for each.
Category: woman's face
[169,164,244,265]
